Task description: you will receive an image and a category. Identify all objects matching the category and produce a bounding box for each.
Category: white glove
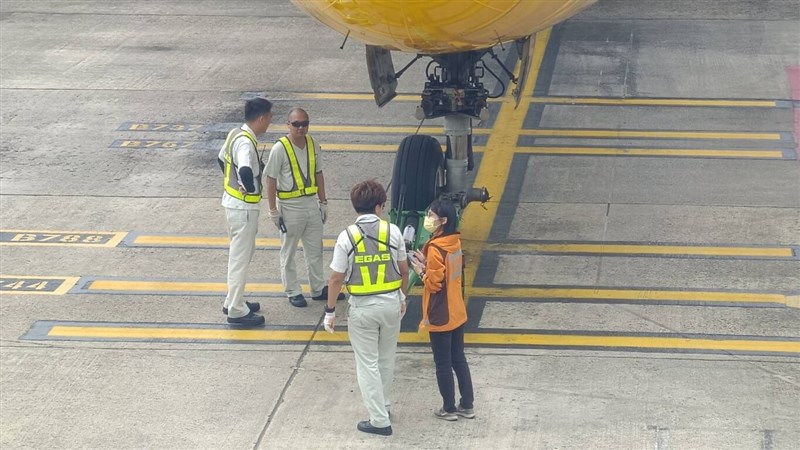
[323,311,335,333]
[399,291,407,320]
[268,209,283,231]
[319,201,328,224]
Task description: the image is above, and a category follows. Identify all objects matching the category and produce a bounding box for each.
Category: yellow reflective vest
[345,220,403,295]
[276,135,318,199]
[222,127,262,203]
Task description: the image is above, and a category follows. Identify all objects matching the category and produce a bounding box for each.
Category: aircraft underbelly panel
[291,0,596,54]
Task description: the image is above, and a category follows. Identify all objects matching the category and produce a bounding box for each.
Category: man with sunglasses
[265,108,345,307]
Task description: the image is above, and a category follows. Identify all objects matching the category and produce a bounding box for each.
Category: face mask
[423,216,438,233]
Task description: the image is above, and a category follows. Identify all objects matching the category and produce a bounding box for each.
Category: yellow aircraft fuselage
[291,0,596,54]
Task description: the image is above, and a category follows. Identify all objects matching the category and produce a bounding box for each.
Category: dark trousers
[429,324,474,412]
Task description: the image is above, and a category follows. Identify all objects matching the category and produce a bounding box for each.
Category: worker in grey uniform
[324,179,409,436]
[265,107,344,307]
[217,97,272,327]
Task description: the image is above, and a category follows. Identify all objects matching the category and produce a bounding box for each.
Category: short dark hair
[429,199,458,235]
[351,179,387,214]
[245,97,272,121]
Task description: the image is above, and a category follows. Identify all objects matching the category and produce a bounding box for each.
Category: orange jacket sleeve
[422,244,445,293]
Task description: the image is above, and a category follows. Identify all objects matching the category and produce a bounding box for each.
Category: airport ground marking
[528,96,781,108]
[0,231,126,248]
[468,286,790,306]
[128,233,336,249]
[516,146,786,159]
[289,92,785,108]
[0,276,79,296]
[110,139,198,149]
[4,276,785,308]
[4,229,792,261]
[484,242,796,259]
[460,30,551,294]
[109,137,788,159]
[78,279,290,295]
[518,129,782,140]
[117,122,204,132]
[24,321,800,355]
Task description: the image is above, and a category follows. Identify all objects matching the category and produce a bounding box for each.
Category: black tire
[391,135,443,211]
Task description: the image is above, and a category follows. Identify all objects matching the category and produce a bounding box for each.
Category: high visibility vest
[222,127,263,203]
[345,220,402,296]
[276,135,318,200]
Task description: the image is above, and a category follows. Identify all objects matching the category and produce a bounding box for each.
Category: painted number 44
[2,280,49,290]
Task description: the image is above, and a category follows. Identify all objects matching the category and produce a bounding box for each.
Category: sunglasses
[290,121,310,128]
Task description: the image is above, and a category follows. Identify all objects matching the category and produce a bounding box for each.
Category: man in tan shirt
[264,108,345,307]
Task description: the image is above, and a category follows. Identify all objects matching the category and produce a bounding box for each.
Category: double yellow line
[39,324,800,354]
[295,92,782,109]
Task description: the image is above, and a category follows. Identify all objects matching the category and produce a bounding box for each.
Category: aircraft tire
[391,134,442,211]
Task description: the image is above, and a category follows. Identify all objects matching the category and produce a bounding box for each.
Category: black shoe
[226,312,265,327]
[222,301,261,315]
[288,294,307,307]
[311,286,346,301]
[357,420,392,436]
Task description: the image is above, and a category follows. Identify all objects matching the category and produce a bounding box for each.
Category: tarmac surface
[1,1,799,449]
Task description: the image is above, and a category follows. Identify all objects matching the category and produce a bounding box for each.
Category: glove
[268,209,283,230]
[323,311,335,333]
[399,290,407,319]
[319,201,328,224]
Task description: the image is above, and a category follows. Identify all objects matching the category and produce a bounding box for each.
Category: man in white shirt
[323,179,409,436]
[217,97,272,327]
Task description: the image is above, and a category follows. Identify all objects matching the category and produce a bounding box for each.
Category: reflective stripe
[277,135,318,199]
[345,220,402,295]
[377,220,388,251]
[223,128,262,203]
[348,225,366,253]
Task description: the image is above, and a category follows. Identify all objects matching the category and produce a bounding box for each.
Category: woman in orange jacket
[409,199,475,421]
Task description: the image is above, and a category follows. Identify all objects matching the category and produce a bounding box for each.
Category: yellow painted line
[258,143,489,153]
[518,129,781,140]
[786,296,800,309]
[288,125,491,135]
[320,143,398,152]
[462,333,800,354]
[530,96,779,108]
[61,278,800,308]
[0,276,79,296]
[256,143,400,152]
[296,92,421,102]
[292,93,780,108]
[468,286,789,305]
[134,235,229,246]
[132,235,336,249]
[86,280,291,293]
[460,30,552,291]
[45,326,800,354]
[516,147,785,158]
[485,243,794,258]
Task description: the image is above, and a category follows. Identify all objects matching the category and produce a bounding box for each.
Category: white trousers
[224,208,259,318]
[279,198,325,297]
[347,297,401,428]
